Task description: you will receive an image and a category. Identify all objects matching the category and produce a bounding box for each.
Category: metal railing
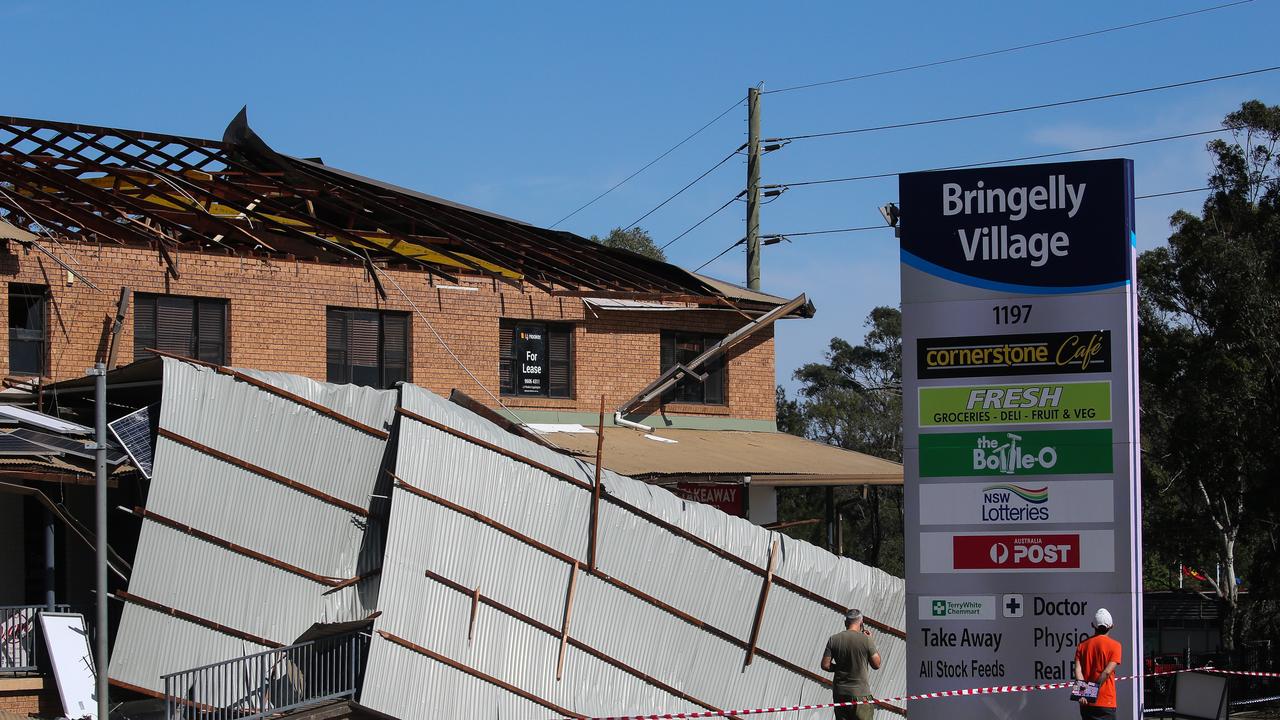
[1,604,70,674]
[162,632,369,720]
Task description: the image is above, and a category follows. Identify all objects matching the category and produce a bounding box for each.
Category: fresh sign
[919,381,1110,427]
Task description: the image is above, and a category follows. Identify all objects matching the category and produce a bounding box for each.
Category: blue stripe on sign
[901,250,1130,295]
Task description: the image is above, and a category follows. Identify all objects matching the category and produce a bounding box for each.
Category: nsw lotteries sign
[900,159,1142,719]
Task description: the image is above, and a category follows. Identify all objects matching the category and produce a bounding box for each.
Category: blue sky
[6,1,1277,391]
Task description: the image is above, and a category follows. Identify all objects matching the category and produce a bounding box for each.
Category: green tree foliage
[776,307,905,575]
[1138,100,1280,650]
[589,227,667,262]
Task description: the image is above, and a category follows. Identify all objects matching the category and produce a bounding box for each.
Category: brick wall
[0,678,60,718]
[0,243,777,422]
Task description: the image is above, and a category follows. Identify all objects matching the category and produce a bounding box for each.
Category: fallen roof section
[361,384,905,719]
[532,427,903,484]
[108,362,905,716]
[111,358,395,697]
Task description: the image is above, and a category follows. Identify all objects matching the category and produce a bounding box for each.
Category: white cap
[1092,608,1113,629]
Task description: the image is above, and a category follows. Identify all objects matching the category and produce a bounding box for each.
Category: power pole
[91,362,107,720]
[746,86,761,291]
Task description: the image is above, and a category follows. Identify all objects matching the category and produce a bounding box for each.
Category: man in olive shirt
[822,609,882,720]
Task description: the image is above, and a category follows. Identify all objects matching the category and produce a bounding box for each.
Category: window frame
[660,330,727,406]
[498,319,574,399]
[133,293,229,365]
[325,307,411,390]
[8,283,48,376]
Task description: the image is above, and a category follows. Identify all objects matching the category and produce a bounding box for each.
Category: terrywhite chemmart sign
[900,159,1142,720]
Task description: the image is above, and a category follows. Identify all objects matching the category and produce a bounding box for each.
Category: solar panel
[0,405,92,435]
[108,404,157,479]
[9,428,129,465]
[0,433,58,456]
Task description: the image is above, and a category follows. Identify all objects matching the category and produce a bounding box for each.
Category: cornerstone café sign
[900,159,1142,719]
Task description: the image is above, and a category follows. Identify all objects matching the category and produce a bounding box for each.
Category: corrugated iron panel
[362,634,551,719]
[362,384,905,719]
[110,359,395,695]
[112,603,272,698]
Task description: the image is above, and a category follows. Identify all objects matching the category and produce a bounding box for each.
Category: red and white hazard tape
[569,667,1280,720]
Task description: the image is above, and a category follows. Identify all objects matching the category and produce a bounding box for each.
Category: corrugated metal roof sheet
[110,359,396,696]
[361,384,905,719]
[112,362,904,717]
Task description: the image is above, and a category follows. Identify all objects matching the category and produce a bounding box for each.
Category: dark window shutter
[195,299,226,364]
[548,326,571,398]
[134,295,157,359]
[381,313,408,387]
[704,352,726,405]
[156,296,195,357]
[349,312,379,366]
[326,309,349,383]
[498,323,514,394]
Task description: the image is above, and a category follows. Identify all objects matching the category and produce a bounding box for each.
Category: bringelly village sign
[899,159,1142,719]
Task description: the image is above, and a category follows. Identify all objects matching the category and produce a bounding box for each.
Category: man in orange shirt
[1074,608,1122,719]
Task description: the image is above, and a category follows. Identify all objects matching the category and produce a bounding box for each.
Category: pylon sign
[900,159,1142,719]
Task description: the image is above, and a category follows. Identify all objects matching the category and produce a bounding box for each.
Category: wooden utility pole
[746,86,762,290]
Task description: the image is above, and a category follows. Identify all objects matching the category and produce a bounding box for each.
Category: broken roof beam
[3,120,464,282]
[1,115,228,155]
[616,293,810,416]
[286,161,598,292]
[289,156,702,294]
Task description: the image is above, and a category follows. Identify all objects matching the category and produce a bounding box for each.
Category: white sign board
[39,612,97,720]
[900,159,1142,719]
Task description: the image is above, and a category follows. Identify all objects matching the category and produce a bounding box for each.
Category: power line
[764,0,1255,95]
[548,98,744,228]
[660,191,745,251]
[770,65,1280,142]
[1136,176,1278,199]
[771,128,1230,189]
[623,144,745,231]
[693,237,745,273]
[767,225,888,238]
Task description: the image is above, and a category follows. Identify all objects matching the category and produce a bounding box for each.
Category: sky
[5,0,1278,393]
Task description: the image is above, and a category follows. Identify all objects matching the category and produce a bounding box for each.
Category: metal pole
[746,86,762,291]
[44,508,55,611]
[92,362,108,720]
[824,486,835,552]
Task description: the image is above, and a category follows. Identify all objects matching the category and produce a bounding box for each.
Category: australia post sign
[900,159,1142,719]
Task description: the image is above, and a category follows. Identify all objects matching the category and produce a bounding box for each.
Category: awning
[535,427,903,486]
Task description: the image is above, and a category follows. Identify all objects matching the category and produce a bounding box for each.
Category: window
[660,331,726,405]
[134,294,228,364]
[326,308,409,389]
[8,284,48,375]
[499,320,572,398]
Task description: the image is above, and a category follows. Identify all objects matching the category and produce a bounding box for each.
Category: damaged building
[0,112,905,718]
